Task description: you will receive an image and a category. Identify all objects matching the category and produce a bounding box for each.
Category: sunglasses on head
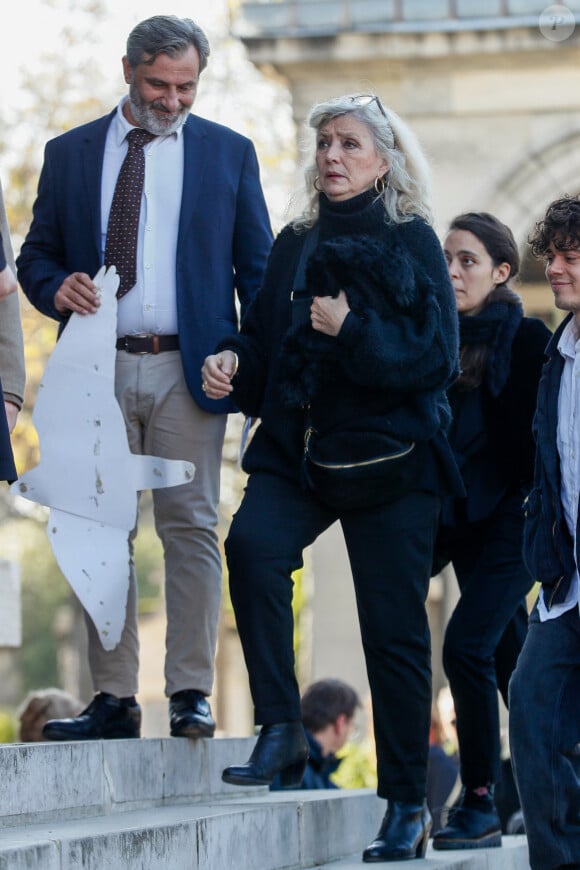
[348,93,388,120]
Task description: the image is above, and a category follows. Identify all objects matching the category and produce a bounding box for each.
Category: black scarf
[459,295,523,397]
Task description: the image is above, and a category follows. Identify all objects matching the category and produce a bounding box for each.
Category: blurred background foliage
[0,0,293,716]
[1,499,164,698]
[332,740,378,790]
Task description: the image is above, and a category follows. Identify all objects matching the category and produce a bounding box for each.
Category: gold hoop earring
[314,176,322,192]
[374,175,386,195]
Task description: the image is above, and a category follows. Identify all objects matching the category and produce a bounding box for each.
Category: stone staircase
[0,738,530,869]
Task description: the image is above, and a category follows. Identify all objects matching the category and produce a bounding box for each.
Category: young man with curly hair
[510,195,580,870]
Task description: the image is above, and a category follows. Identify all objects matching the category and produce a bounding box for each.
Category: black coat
[0,378,16,483]
[443,313,551,525]
[523,314,577,607]
[220,190,462,489]
[0,230,16,483]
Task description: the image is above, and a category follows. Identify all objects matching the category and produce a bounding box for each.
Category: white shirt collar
[558,316,580,361]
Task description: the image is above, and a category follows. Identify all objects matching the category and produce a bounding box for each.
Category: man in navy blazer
[17,15,272,741]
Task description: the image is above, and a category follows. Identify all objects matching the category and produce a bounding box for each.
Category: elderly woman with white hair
[202,94,462,862]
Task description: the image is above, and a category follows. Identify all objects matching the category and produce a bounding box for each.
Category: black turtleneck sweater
[219,190,461,487]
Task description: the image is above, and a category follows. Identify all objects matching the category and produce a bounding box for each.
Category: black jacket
[443,311,551,525]
[270,730,341,791]
[523,314,577,608]
[221,190,461,488]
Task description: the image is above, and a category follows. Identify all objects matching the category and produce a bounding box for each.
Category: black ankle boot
[432,787,502,850]
[363,800,431,862]
[222,721,309,787]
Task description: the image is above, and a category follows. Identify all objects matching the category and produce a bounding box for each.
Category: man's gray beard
[128,85,189,136]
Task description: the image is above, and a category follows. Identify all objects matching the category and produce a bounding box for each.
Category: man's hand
[0,265,17,299]
[55,273,100,315]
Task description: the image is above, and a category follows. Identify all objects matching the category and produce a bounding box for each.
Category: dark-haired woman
[432,213,551,850]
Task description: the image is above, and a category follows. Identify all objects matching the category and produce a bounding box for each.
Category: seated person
[18,689,83,742]
[272,678,360,790]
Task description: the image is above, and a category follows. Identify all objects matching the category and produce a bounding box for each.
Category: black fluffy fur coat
[279,232,434,409]
[218,190,461,483]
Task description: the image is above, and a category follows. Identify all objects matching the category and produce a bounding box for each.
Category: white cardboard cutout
[12,266,195,650]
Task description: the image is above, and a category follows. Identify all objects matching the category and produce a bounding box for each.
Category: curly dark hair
[530,195,580,258]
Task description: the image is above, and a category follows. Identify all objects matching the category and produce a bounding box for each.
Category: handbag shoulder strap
[292,225,319,294]
[290,226,320,413]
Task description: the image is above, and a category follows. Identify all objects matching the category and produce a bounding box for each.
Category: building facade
[238,0,580,319]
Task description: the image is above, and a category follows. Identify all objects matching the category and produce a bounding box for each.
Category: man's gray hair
[126,15,210,72]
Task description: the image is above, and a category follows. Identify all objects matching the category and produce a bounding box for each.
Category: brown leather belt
[116,334,180,354]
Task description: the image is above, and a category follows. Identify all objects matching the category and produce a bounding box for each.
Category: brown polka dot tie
[105,127,156,299]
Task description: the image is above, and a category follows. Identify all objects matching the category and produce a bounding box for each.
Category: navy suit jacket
[17,110,273,413]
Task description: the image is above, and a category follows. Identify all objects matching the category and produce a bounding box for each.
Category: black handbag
[290,227,425,511]
[302,421,425,511]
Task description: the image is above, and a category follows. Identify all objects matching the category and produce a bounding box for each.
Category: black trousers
[225,471,440,803]
[436,492,532,789]
[510,606,580,869]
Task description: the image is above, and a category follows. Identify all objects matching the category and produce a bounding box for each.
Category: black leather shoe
[432,790,501,850]
[222,721,309,787]
[42,692,141,741]
[363,800,432,862]
[169,689,215,739]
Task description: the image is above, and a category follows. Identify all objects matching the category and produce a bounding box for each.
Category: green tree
[18,523,71,692]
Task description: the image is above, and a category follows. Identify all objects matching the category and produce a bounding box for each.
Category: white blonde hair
[291,94,433,230]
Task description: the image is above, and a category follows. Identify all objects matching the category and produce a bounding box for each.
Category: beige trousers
[85,350,226,698]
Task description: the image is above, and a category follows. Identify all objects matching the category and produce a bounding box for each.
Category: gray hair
[126,15,210,72]
[293,94,433,229]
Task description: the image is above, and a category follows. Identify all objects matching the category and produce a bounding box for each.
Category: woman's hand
[311,290,350,337]
[201,351,238,399]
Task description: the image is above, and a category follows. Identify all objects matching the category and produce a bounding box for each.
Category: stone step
[0,739,532,869]
[304,835,530,869]
[0,789,383,869]
[0,736,262,826]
